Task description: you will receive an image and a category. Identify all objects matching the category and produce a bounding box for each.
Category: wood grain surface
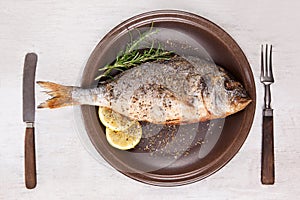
[24,127,37,189]
[0,0,300,199]
[261,116,274,185]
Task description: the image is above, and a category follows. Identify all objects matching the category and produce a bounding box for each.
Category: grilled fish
[38,55,251,124]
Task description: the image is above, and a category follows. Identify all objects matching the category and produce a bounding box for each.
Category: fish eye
[224,80,235,90]
[224,79,243,91]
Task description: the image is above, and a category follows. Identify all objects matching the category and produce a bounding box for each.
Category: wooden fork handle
[261,115,275,184]
[25,127,37,189]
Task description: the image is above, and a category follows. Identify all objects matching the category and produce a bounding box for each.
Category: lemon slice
[106,121,142,150]
[98,107,135,131]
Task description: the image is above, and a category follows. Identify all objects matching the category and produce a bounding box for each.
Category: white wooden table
[1,0,299,199]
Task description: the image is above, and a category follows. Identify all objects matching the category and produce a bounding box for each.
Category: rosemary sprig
[95,27,173,80]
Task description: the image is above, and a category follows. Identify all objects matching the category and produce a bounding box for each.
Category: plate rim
[80,9,256,186]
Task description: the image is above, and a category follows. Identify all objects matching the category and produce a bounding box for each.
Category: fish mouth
[238,96,252,104]
[233,96,252,112]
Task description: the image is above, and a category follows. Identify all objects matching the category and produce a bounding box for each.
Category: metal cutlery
[260,44,275,185]
[23,53,38,189]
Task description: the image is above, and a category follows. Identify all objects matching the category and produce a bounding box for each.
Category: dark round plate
[79,10,256,186]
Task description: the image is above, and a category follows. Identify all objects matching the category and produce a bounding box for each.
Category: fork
[260,44,275,184]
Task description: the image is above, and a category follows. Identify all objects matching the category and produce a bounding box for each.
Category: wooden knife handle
[25,127,37,189]
[261,116,275,184]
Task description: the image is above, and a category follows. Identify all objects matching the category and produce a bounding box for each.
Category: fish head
[224,78,252,113]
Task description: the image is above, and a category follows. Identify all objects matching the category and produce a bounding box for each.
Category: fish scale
[37,55,251,124]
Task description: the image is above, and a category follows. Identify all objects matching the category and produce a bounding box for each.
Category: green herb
[95,26,173,80]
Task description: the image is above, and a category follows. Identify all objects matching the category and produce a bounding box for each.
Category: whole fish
[38,55,251,124]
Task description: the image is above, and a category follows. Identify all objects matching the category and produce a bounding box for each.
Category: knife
[23,53,37,189]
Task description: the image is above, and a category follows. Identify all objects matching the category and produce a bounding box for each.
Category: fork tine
[261,45,264,79]
[268,45,273,79]
[265,44,268,75]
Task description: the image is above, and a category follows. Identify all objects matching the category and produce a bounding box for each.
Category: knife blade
[23,53,37,189]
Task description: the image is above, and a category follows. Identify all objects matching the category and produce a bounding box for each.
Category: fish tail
[37,81,79,109]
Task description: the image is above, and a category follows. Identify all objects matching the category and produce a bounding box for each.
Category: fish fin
[140,84,194,107]
[180,96,195,108]
[155,85,194,108]
[37,81,78,109]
